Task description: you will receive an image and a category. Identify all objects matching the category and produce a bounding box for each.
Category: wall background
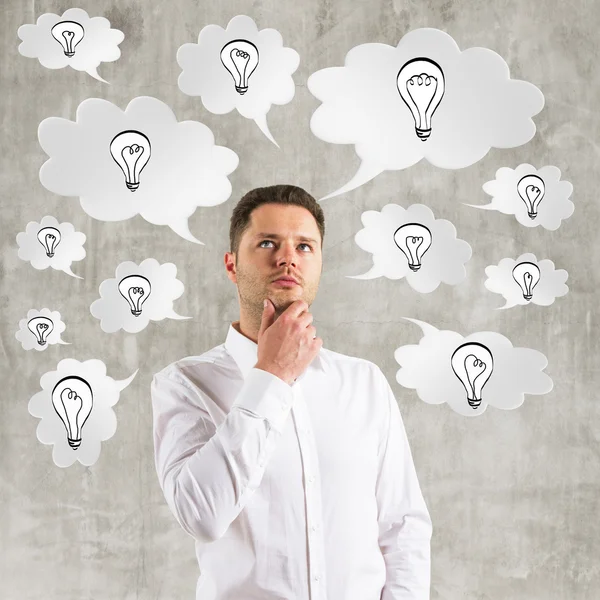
[1,0,599,598]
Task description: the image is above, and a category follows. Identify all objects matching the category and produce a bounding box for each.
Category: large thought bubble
[177,14,300,147]
[484,253,569,309]
[90,258,190,333]
[38,96,239,243]
[28,359,137,467]
[307,28,544,200]
[348,203,472,293]
[466,163,574,230]
[17,8,124,83]
[16,215,86,279]
[394,318,553,416]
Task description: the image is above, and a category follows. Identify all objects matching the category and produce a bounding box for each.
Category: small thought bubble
[16,215,86,279]
[177,14,300,148]
[28,358,137,467]
[17,8,124,83]
[484,253,568,309]
[348,203,472,293]
[307,28,544,200]
[90,258,190,333]
[16,308,70,351]
[38,96,239,243]
[466,163,574,230]
[394,318,553,416]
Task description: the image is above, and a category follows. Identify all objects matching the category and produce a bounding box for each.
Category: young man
[151,184,432,600]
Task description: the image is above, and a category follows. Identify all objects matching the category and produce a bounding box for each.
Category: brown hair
[229,184,325,255]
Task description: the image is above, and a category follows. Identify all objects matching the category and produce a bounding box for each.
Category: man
[151,184,432,600]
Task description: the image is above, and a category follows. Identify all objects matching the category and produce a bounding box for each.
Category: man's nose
[276,243,297,266]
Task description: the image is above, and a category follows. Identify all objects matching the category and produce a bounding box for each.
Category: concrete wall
[1,0,598,598]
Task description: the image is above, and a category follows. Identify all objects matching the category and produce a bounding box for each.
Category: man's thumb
[258,298,274,336]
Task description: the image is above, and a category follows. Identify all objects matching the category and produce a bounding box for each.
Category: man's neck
[233,319,259,344]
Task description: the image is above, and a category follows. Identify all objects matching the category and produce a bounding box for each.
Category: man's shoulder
[153,343,228,382]
[321,347,381,376]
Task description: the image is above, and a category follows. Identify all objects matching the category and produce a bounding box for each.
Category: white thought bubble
[307,28,544,200]
[467,163,574,230]
[484,253,569,309]
[16,215,86,279]
[177,14,300,147]
[348,203,472,293]
[394,318,553,416]
[16,308,70,351]
[17,8,124,83]
[90,258,190,333]
[28,359,137,467]
[38,96,239,244]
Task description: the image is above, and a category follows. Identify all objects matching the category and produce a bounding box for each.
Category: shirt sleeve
[151,366,295,543]
[374,365,433,600]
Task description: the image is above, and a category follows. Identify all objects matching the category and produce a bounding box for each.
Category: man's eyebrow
[253,232,319,244]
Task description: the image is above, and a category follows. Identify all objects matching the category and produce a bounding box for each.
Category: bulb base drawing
[64,51,75,57]
[235,85,248,94]
[523,293,532,300]
[46,252,54,257]
[415,127,431,141]
[467,397,481,409]
[528,211,537,219]
[126,182,139,192]
[37,340,47,346]
[131,309,142,317]
[68,436,82,449]
[409,263,421,271]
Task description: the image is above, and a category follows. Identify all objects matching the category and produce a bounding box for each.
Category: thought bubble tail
[254,114,280,148]
[57,339,71,345]
[168,220,205,244]
[463,202,494,210]
[166,310,193,320]
[402,317,440,336]
[345,265,385,280]
[319,161,384,201]
[115,369,138,392]
[63,267,84,279]
[87,67,109,84]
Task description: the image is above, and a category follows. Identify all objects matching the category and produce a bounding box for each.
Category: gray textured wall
[2,0,599,598]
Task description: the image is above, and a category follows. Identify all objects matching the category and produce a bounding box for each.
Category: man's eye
[259,241,312,251]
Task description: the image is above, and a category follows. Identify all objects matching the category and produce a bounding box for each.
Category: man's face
[225,203,323,319]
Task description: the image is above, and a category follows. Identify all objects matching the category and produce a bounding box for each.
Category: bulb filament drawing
[393,223,432,271]
[118,274,151,316]
[451,342,494,409]
[51,20,85,57]
[397,57,445,141]
[110,130,151,192]
[27,316,54,345]
[52,376,93,450]
[512,262,541,301]
[37,226,61,257]
[517,174,545,219]
[220,39,259,95]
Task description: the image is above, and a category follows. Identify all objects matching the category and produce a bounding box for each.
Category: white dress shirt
[151,322,432,600]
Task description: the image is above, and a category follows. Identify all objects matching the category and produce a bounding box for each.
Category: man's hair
[229,184,325,255]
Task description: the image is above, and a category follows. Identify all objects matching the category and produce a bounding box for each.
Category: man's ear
[224,252,237,283]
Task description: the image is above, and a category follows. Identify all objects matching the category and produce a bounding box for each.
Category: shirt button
[308,475,315,483]
[314,575,320,582]
[311,524,319,532]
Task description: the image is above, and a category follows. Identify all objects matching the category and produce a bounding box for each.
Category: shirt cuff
[231,367,294,433]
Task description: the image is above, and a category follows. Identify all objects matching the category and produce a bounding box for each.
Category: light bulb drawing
[393,223,433,272]
[397,57,445,141]
[51,20,85,57]
[512,261,541,301]
[109,130,151,192]
[52,375,93,450]
[27,316,54,345]
[220,39,259,95]
[517,174,545,219]
[118,275,151,316]
[37,226,61,257]
[451,342,494,409]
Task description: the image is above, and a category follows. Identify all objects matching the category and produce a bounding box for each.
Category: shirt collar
[225,322,328,379]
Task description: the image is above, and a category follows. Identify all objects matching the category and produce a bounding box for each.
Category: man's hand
[254,298,323,385]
